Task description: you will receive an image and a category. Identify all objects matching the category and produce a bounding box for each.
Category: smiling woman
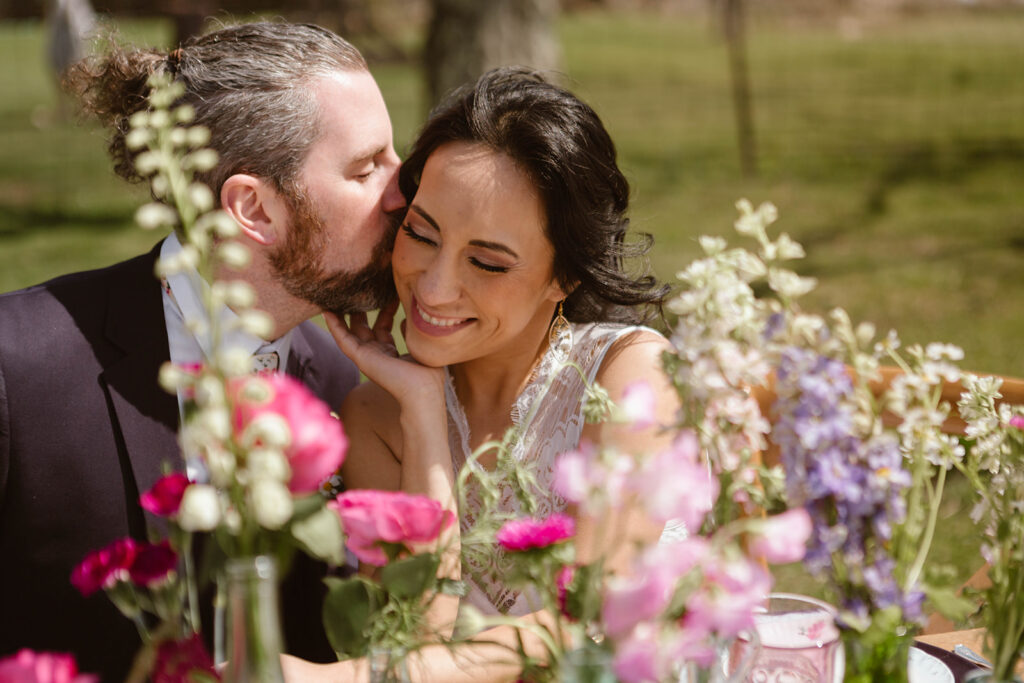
[320,66,678,680]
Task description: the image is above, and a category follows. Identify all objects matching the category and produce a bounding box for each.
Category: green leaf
[291,506,345,567]
[322,576,378,657]
[380,553,440,600]
[924,583,976,623]
[438,577,469,597]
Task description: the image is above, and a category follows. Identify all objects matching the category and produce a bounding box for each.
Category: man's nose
[381,152,405,214]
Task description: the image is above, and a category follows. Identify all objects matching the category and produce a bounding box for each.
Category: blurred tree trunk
[424,0,561,107]
[722,0,757,177]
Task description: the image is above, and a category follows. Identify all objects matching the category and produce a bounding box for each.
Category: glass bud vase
[369,646,411,683]
[221,555,286,683]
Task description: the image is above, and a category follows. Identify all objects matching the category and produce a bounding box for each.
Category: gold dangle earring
[548,299,573,363]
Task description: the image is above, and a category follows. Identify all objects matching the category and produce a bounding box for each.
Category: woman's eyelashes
[400,224,512,274]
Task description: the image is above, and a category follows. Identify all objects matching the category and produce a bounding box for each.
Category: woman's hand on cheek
[324,305,444,408]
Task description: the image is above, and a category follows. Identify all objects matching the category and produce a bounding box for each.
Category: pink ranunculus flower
[496,514,575,552]
[70,537,139,597]
[231,374,348,493]
[621,380,657,431]
[0,650,97,683]
[151,634,219,683]
[748,508,812,564]
[329,490,455,567]
[139,472,191,517]
[128,540,178,587]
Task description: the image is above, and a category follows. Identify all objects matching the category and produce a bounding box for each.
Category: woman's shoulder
[591,324,672,387]
[574,321,668,353]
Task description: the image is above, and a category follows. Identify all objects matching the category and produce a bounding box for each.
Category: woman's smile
[409,296,475,336]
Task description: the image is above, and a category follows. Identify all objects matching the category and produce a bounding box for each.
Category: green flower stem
[905,463,945,590]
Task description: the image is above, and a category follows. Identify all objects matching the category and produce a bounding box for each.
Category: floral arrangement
[957,376,1024,680]
[663,200,975,681]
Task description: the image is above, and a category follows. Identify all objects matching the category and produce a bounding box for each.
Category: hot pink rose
[231,374,348,493]
[329,490,455,567]
[496,514,575,552]
[151,634,218,683]
[70,538,139,597]
[128,541,178,587]
[140,473,191,517]
[748,508,812,564]
[0,650,97,683]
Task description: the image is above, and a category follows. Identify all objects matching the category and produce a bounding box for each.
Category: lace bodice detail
[445,322,652,617]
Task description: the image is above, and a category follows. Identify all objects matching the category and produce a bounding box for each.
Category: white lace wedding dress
[444,321,658,618]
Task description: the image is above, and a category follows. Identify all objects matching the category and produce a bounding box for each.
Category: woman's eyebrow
[410,205,520,259]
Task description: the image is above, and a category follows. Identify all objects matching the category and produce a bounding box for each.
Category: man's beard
[269,187,399,315]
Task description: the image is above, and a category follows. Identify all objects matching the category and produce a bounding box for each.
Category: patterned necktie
[252,351,280,374]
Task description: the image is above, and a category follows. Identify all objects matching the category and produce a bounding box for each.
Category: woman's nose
[416,256,461,307]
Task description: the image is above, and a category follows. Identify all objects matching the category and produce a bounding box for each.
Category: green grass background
[1,7,1021,607]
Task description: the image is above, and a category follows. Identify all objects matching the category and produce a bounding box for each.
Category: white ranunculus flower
[249,479,293,530]
[178,485,222,531]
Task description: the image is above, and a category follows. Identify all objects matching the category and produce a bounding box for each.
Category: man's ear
[221,173,288,246]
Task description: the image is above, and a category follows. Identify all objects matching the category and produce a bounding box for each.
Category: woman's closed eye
[469,258,509,274]
[401,224,511,274]
[401,223,437,247]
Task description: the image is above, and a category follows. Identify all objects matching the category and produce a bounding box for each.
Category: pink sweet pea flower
[630,431,718,529]
[128,541,178,587]
[620,380,657,431]
[0,650,97,683]
[603,569,675,638]
[553,440,632,512]
[140,473,191,517]
[329,490,455,567]
[748,508,812,564]
[612,625,663,683]
[231,374,348,493]
[70,538,139,597]
[496,514,575,552]
[1009,415,1024,430]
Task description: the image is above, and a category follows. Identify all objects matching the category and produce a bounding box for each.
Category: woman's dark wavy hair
[398,67,668,325]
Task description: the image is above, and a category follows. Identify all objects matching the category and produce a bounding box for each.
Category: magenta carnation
[70,537,139,597]
[496,514,575,552]
[231,374,348,493]
[128,541,178,587]
[329,490,455,567]
[140,472,191,517]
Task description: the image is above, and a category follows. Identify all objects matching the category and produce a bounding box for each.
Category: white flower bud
[158,362,194,393]
[149,110,170,129]
[223,507,242,535]
[195,374,226,408]
[134,151,161,176]
[186,126,211,148]
[187,149,218,172]
[242,413,292,450]
[204,445,237,488]
[223,281,255,309]
[169,128,187,146]
[218,347,252,377]
[125,128,152,150]
[188,183,215,212]
[175,104,196,123]
[246,448,291,483]
[198,406,231,441]
[178,244,201,270]
[237,310,274,339]
[178,485,221,531]
[135,202,177,230]
[128,111,150,129]
[196,212,238,239]
[249,480,293,530]
[151,174,169,198]
[154,255,183,278]
[218,241,251,269]
[699,235,727,255]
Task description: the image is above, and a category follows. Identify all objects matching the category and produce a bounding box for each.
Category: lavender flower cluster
[773,346,925,625]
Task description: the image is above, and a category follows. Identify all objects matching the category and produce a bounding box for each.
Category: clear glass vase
[677,631,760,683]
[220,555,286,683]
[559,643,617,683]
[369,646,411,683]
[839,627,913,683]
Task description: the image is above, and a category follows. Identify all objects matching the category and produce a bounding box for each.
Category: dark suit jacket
[0,243,359,681]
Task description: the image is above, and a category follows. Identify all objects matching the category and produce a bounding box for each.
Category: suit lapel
[99,246,180,521]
